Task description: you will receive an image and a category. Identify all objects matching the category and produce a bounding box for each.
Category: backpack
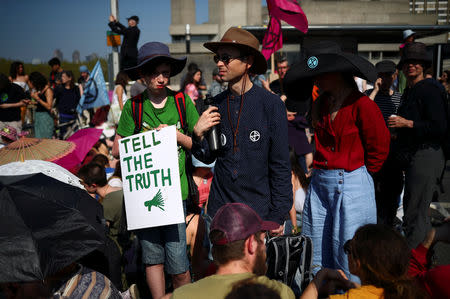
[266,234,313,293]
[130,91,200,205]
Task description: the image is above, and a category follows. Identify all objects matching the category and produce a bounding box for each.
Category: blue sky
[0,0,210,62]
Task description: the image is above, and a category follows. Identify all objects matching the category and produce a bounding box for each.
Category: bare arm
[289,174,298,233]
[116,85,125,110]
[155,124,193,150]
[0,99,29,109]
[32,87,53,111]
[112,134,122,159]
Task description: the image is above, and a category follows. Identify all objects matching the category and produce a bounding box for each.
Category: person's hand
[193,106,221,139]
[269,224,284,237]
[388,115,413,128]
[280,95,287,102]
[374,78,382,92]
[109,15,116,22]
[155,124,168,131]
[259,77,272,93]
[21,99,31,106]
[314,268,356,296]
[30,91,40,101]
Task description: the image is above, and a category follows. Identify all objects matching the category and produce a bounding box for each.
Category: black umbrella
[0,173,106,283]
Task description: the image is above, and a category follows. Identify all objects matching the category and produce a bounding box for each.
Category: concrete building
[168,0,450,86]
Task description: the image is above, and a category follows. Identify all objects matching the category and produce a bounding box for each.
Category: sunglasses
[343,239,352,255]
[213,54,246,64]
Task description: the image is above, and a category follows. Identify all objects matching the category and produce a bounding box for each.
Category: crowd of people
[1,19,450,299]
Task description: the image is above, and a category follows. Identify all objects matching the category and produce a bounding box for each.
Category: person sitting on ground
[108,162,123,188]
[78,163,125,290]
[93,153,115,180]
[408,220,450,298]
[225,279,282,299]
[300,224,427,299]
[166,203,295,299]
[1,263,125,299]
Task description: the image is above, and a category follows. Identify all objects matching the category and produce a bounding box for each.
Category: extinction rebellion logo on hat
[307,56,318,69]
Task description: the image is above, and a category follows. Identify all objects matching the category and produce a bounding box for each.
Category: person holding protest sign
[112,42,198,299]
[192,27,292,237]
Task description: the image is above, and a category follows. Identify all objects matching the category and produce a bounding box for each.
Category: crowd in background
[1,23,450,299]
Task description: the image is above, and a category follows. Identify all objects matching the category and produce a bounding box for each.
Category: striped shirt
[365,89,402,124]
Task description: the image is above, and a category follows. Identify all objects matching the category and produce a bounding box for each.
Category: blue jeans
[302,166,376,282]
[136,201,190,275]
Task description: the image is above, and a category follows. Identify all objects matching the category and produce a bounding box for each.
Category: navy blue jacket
[193,85,292,224]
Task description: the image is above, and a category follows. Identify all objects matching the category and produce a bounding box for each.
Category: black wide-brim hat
[125,42,187,81]
[204,27,267,75]
[283,41,377,102]
[397,42,431,69]
[284,41,377,87]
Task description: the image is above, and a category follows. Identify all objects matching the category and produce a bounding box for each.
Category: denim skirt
[302,166,376,282]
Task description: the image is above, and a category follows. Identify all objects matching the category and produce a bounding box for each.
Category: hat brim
[260,220,281,231]
[283,52,376,102]
[397,56,431,69]
[125,56,187,81]
[286,53,376,83]
[203,41,267,74]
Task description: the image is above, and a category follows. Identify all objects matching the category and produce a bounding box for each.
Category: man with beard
[167,203,295,299]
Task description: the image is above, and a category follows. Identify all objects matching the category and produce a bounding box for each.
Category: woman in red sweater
[284,41,390,282]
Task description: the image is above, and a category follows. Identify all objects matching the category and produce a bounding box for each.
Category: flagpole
[110,0,120,89]
[271,53,275,76]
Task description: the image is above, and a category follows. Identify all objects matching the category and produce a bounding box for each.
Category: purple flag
[268,0,308,33]
[262,17,283,60]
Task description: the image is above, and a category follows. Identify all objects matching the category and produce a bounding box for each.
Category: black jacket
[394,78,447,151]
[108,21,140,58]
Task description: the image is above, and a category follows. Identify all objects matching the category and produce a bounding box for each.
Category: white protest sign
[119,126,184,230]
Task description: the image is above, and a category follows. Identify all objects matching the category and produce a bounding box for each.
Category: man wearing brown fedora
[192,27,292,237]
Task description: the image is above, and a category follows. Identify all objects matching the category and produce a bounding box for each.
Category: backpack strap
[174,92,188,132]
[131,93,144,134]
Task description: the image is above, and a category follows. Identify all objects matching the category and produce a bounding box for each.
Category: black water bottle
[204,94,221,152]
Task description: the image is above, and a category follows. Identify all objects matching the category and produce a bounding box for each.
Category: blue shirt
[193,85,292,224]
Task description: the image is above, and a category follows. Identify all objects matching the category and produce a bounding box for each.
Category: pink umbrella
[54,128,103,171]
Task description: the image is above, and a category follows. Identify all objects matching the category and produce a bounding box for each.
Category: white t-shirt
[294,188,306,213]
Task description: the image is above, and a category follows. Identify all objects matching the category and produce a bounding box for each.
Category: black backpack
[130,91,200,206]
[266,234,313,292]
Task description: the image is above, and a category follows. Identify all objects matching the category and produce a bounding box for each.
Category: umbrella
[0,160,84,189]
[0,137,75,166]
[0,173,106,283]
[53,128,103,171]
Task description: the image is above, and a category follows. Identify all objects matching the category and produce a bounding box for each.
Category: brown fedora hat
[204,27,267,74]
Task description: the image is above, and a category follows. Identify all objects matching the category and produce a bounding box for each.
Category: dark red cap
[210,203,279,245]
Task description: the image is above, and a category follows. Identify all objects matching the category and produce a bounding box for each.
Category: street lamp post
[186,24,191,54]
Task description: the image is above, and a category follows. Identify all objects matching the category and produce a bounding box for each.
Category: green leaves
[144,189,165,211]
